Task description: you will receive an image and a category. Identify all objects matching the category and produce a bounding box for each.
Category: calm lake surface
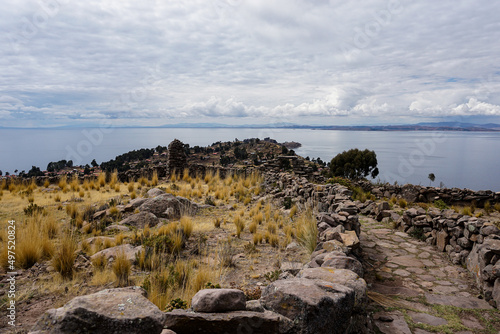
[1,128,499,191]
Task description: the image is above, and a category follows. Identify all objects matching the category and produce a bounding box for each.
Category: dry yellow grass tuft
[234,215,245,238]
[296,211,318,253]
[52,233,77,279]
[113,250,131,287]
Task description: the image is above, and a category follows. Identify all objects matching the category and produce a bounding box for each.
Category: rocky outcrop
[30,287,164,334]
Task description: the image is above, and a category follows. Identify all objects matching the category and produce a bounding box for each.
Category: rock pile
[167,139,187,175]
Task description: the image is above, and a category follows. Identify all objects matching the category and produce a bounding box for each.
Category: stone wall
[360,181,500,207]
[365,202,500,307]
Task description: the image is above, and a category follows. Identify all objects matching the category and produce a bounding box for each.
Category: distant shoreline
[1,122,499,132]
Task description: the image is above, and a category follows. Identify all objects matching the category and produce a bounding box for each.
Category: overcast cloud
[1,0,500,127]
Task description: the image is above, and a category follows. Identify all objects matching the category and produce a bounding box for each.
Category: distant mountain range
[157,122,500,132]
[2,122,500,131]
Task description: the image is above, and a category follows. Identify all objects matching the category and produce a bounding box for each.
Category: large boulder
[164,309,282,334]
[123,198,148,212]
[191,289,246,313]
[297,268,367,308]
[139,194,197,219]
[30,287,164,334]
[119,211,159,229]
[147,188,166,198]
[260,278,355,334]
[91,244,143,264]
[321,254,364,277]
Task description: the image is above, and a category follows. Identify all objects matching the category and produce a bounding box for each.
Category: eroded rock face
[191,289,246,313]
[260,278,355,334]
[119,211,160,229]
[30,287,164,334]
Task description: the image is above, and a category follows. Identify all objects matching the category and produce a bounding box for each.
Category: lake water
[1,128,499,191]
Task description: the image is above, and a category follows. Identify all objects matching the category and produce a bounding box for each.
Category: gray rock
[30,287,164,334]
[297,268,367,308]
[374,311,412,334]
[436,230,450,252]
[425,293,492,309]
[91,244,143,264]
[139,194,197,219]
[104,224,130,232]
[119,211,159,229]
[260,278,355,334]
[123,198,148,212]
[457,237,472,249]
[321,254,364,277]
[280,261,304,276]
[481,224,500,236]
[191,289,246,313]
[246,300,264,313]
[147,188,166,198]
[493,278,500,308]
[163,309,282,334]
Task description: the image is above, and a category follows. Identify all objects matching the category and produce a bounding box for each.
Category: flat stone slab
[430,285,459,294]
[461,315,484,330]
[425,293,493,309]
[418,275,436,282]
[373,311,411,334]
[393,269,411,277]
[389,256,423,267]
[371,283,421,297]
[408,311,447,326]
[418,252,431,259]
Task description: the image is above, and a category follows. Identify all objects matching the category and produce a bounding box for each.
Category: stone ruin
[168,139,187,176]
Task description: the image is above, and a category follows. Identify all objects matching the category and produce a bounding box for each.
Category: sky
[1,0,500,127]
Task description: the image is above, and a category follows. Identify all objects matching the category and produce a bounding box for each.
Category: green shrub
[283,197,292,210]
[327,177,352,188]
[433,199,449,210]
[24,203,45,216]
[165,298,188,312]
[408,227,426,242]
[264,270,282,282]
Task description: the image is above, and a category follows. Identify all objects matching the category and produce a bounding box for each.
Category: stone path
[360,217,500,334]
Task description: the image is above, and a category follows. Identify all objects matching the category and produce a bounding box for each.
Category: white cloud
[1,0,500,126]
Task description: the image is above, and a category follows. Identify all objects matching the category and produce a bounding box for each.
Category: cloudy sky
[1,0,500,127]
